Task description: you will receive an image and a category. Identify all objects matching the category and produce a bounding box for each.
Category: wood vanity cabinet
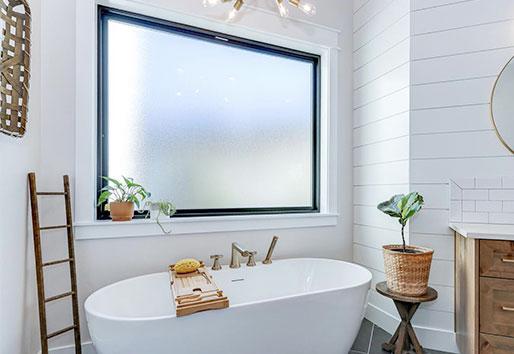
[456,235,514,353]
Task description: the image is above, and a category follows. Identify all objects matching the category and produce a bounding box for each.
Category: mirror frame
[490,55,514,154]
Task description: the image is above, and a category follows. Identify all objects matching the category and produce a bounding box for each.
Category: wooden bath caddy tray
[169,262,229,317]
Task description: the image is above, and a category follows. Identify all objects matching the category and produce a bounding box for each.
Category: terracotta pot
[109,202,134,222]
[382,245,433,296]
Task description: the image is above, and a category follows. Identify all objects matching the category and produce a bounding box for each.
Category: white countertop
[450,223,514,240]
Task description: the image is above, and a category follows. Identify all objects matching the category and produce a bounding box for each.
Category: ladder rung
[46,325,76,339]
[43,258,73,267]
[45,291,74,303]
[40,225,70,231]
[37,192,66,196]
[29,173,82,350]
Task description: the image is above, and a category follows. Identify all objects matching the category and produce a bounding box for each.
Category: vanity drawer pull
[480,278,514,336]
[480,240,514,279]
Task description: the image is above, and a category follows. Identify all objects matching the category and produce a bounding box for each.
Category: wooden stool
[376,282,438,354]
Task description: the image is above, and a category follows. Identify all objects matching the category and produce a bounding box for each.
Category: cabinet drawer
[480,240,514,279]
[480,333,514,354]
[480,277,514,337]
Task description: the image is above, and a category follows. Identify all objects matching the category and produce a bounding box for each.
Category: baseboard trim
[38,342,96,354]
[365,303,460,353]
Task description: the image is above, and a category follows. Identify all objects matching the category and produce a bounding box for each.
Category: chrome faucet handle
[247,251,257,267]
[210,254,223,271]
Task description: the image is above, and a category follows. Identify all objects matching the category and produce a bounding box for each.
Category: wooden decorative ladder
[28,173,81,354]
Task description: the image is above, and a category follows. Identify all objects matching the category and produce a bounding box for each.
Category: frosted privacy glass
[105,18,316,210]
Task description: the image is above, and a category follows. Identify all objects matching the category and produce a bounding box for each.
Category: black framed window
[97,6,321,219]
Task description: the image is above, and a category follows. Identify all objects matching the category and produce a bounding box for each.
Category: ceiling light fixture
[203,0,317,22]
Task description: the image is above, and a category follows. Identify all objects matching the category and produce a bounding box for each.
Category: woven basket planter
[0,0,32,138]
[383,245,434,296]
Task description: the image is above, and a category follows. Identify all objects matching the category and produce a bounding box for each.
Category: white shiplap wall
[354,0,514,352]
[352,0,414,347]
[410,1,514,350]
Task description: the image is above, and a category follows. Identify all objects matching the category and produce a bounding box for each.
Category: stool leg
[383,300,424,354]
[407,323,423,354]
[381,325,400,352]
[395,301,422,354]
[404,303,421,353]
[394,323,407,354]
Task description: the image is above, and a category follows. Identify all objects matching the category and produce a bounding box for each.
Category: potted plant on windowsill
[98,176,150,222]
[377,192,433,296]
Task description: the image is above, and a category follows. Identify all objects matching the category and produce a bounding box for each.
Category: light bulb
[276,0,289,17]
[203,0,222,7]
[298,2,316,16]
[227,8,238,22]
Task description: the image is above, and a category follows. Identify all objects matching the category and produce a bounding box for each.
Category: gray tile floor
[349,319,451,354]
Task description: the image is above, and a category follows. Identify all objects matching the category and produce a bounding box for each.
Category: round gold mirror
[491,56,514,154]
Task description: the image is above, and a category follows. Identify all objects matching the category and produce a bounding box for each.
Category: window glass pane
[105,16,316,211]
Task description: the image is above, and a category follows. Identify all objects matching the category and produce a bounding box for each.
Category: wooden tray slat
[169,263,229,317]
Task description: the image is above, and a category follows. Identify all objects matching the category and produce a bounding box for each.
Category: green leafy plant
[377,192,424,252]
[145,200,177,234]
[97,176,150,209]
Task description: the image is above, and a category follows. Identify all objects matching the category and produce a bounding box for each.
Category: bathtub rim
[84,257,372,322]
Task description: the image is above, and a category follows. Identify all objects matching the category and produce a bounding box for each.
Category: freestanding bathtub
[85,258,372,354]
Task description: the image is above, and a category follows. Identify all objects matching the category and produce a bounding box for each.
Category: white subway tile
[489,213,514,225]
[489,190,514,201]
[476,201,502,212]
[462,212,489,223]
[453,178,475,189]
[449,201,462,222]
[462,201,476,212]
[503,177,514,189]
[503,201,514,213]
[476,177,502,189]
[462,189,488,201]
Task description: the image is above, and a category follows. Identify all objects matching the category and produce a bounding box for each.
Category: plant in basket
[377,192,433,296]
[98,176,150,222]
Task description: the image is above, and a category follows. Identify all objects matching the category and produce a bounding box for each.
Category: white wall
[0,1,41,354]
[13,1,514,353]
[351,0,413,347]
[12,1,514,353]
[411,0,514,349]
[31,1,354,352]
[353,0,514,352]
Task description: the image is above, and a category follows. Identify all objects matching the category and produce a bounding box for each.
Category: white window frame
[74,0,341,240]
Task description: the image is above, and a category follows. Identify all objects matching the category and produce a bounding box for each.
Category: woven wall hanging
[0,0,31,138]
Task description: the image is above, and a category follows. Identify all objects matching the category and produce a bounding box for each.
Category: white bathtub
[85,258,372,354]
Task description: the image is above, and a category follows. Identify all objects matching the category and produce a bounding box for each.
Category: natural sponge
[174,258,201,274]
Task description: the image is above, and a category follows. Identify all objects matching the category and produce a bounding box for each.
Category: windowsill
[74,213,339,240]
